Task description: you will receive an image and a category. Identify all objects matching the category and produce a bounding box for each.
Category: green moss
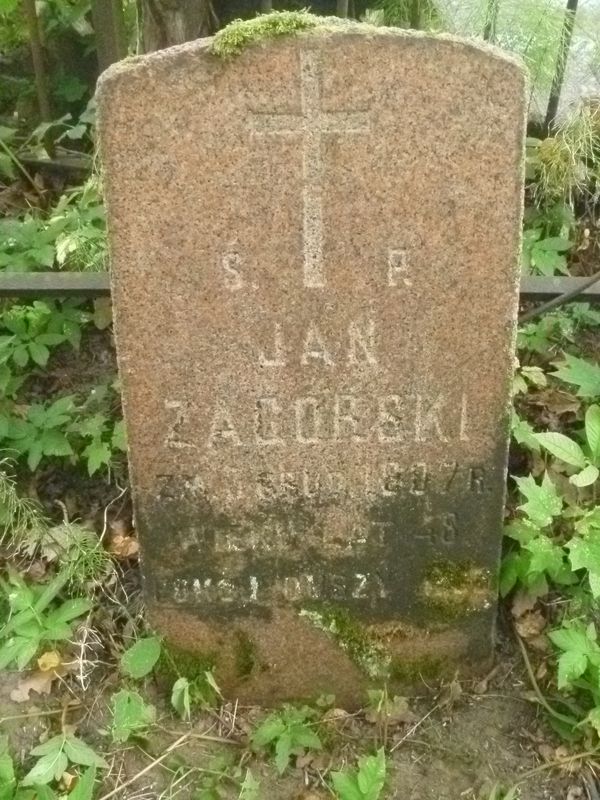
[234,629,258,678]
[390,654,444,683]
[419,560,492,620]
[157,643,216,683]
[211,11,319,59]
[300,605,390,680]
[156,643,219,705]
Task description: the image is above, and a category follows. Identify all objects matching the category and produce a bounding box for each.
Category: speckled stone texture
[98,29,526,706]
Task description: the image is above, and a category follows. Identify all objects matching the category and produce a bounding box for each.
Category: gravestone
[98,23,526,705]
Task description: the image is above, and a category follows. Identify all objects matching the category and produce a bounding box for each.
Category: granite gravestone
[98,25,526,705]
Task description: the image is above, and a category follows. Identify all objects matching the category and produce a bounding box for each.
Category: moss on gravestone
[419,560,493,620]
[300,605,390,680]
[211,11,320,58]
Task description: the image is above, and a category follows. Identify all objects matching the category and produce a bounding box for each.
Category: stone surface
[98,26,526,705]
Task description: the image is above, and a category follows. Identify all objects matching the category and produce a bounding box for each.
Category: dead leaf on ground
[511,590,538,620]
[10,669,59,703]
[438,676,463,709]
[365,695,417,726]
[515,609,547,641]
[37,650,62,672]
[109,532,139,559]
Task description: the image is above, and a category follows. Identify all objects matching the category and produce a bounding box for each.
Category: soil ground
[0,626,590,800]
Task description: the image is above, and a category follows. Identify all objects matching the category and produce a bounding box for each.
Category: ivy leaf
[515,473,563,527]
[534,432,587,468]
[120,636,161,679]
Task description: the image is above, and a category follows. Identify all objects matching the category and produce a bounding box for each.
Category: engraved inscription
[203,392,470,448]
[167,571,388,606]
[259,319,379,368]
[387,248,411,287]
[249,51,371,289]
[221,246,243,290]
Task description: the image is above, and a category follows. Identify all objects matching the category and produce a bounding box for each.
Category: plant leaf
[534,432,587,468]
[63,736,108,768]
[120,636,161,679]
[586,405,600,464]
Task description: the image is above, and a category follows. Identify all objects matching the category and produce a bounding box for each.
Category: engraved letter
[259,322,286,367]
[295,397,323,443]
[333,394,366,441]
[348,319,377,365]
[460,393,470,441]
[415,394,448,442]
[255,397,284,445]
[207,405,242,448]
[222,249,243,290]
[164,400,195,450]
[387,248,411,287]
[302,322,333,366]
[377,395,404,442]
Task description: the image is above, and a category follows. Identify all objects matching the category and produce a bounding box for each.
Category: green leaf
[567,532,600,597]
[586,405,600,464]
[83,439,111,476]
[274,731,293,774]
[111,420,127,452]
[524,535,564,578]
[251,716,286,748]
[111,690,156,743]
[356,749,386,800]
[44,598,91,627]
[171,677,191,721]
[534,432,587,468]
[537,236,573,252]
[68,766,97,800]
[27,342,50,367]
[515,472,563,527]
[63,736,108,768]
[331,772,363,800]
[22,749,68,786]
[0,736,16,800]
[570,464,599,488]
[552,355,600,399]
[556,649,588,689]
[238,769,260,800]
[40,430,73,458]
[12,345,29,368]
[120,636,161,679]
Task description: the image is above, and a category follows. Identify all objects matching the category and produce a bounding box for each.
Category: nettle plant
[505,347,600,739]
[0,386,126,474]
